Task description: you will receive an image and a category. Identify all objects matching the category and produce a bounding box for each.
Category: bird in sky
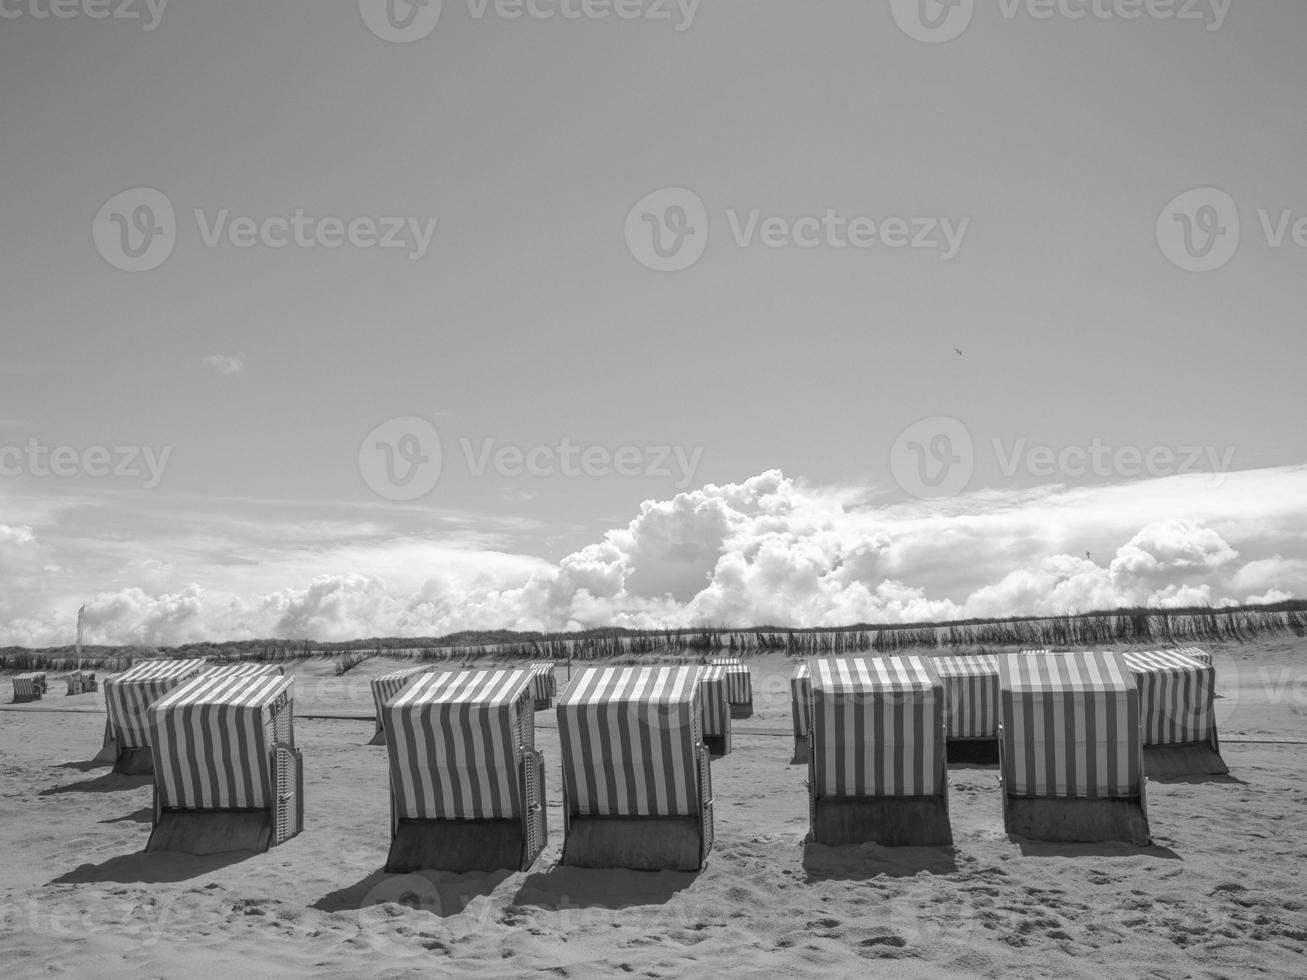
[954,348,963,356]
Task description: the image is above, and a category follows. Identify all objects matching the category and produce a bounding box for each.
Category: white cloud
[3,466,1306,647]
[203,353,245,375]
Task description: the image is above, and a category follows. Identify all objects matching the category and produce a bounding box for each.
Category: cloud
[3,466,1307,647]
[203,353,244,376]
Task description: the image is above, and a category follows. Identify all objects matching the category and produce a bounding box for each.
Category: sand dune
[1,642,1304,978]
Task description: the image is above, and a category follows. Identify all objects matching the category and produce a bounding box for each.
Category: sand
[1,641,1305,978]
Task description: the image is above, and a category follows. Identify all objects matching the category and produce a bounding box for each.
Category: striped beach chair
[1173,646,1213,667]
[382,668,546,873]
[528,661,557,710]
[709,658,753,718]
[558,665,713,871]
[807,656,952,847]
[998,651,1150,845]
[699,665,732,757]
[11,672,46,703]
[63,670,87,696]
[1124,650,1227,776]
[369,665,429,745]
[146,671,301,855]
[202,663,284,679]
[932,654,1001,764]
[790,663,811,762]
[98,660,208,773]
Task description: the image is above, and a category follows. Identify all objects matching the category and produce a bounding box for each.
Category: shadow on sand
[802,841,959,881]
[1011,838,1182,860]
[40,772,151,795]
[313,868,513,919]
[512,865,698,912]
[51,848,256,885]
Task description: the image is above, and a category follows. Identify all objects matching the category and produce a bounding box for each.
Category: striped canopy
[1173,646,1213,667]
[791,663,811,737]
[999,651,1142,800]
[809,656,945,799]
[1124,650,1215,746]
[149,672,294,810]
[12,673,45,700]
[528,662,557,699]
[202,663,284,679]
[707,659,752,703]
[104,660,208,749]
[558,665,701,818]
[371,665,429,719]
[383,669,532,821]
[699,665,728,736]
[932,654,1000,739]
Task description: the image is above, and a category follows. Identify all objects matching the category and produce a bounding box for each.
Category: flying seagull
[954,348,963,356]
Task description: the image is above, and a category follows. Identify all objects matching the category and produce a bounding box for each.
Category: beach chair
[97,660,208,772]
[932,654,1000,764]
[381,669,546,873]
[790,663,811,763]
[528,662,557,710]
[1124,650,1227,777]
[699,665,732,757]
[558,665,713,871]
[11,672,46,703]
[146,671,302,855]
[807,656,952,847]
[998,651,1150,845]
[64,671,85,696]
[709,658,753,718]
[1173,646,1213,667]
[368,665,429,745]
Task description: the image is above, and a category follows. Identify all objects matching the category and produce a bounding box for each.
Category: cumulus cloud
[203,353,244,376]
[4,466,1307,646]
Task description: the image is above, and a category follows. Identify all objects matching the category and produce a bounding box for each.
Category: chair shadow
[99,807,153,825]
[53,760,110,772]
[511,865,699,911]
[51,848,254,885]
[1149,772,1247,786]
[40,773,151,795]
[313,868,514,919]
[1011,838,1183,860]
[802,842,959,881]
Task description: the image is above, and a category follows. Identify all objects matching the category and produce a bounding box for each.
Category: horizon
[3,3,1306,646]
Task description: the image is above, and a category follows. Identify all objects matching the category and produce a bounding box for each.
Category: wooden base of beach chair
[1142,740,1228,778]
[946,738,1000,766]
[811,796,953,847]
[704,731,731,757]
[791,735,808,765]
[534,698,552,711]
[112,747,155,775]
[562,816,705,872]
[386,818,534,873]
[1003,796,1151,846]
[728,701,753,720]
[147,809,272,855]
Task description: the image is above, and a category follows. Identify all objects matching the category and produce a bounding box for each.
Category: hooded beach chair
[790,663,810,762]
[528,662,557,710]
[1124,650,1227,777]
[63,670,86,696]
[1173,646,1213,667]
[932,654,1001,764]
[558,665,713,871]
[11,672,46,703]
[807,656,952,847]
[369,665,429,745]
[381,668,546,873]
[145,671,302,855]
[998,651,1150,845]
[98,660,209,772]
[698,665,732,757]
[708,658,753,718]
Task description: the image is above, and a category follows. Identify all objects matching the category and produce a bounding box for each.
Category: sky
[2,1,1305,646]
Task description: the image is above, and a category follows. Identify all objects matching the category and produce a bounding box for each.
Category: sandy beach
[1,641,1304,978]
